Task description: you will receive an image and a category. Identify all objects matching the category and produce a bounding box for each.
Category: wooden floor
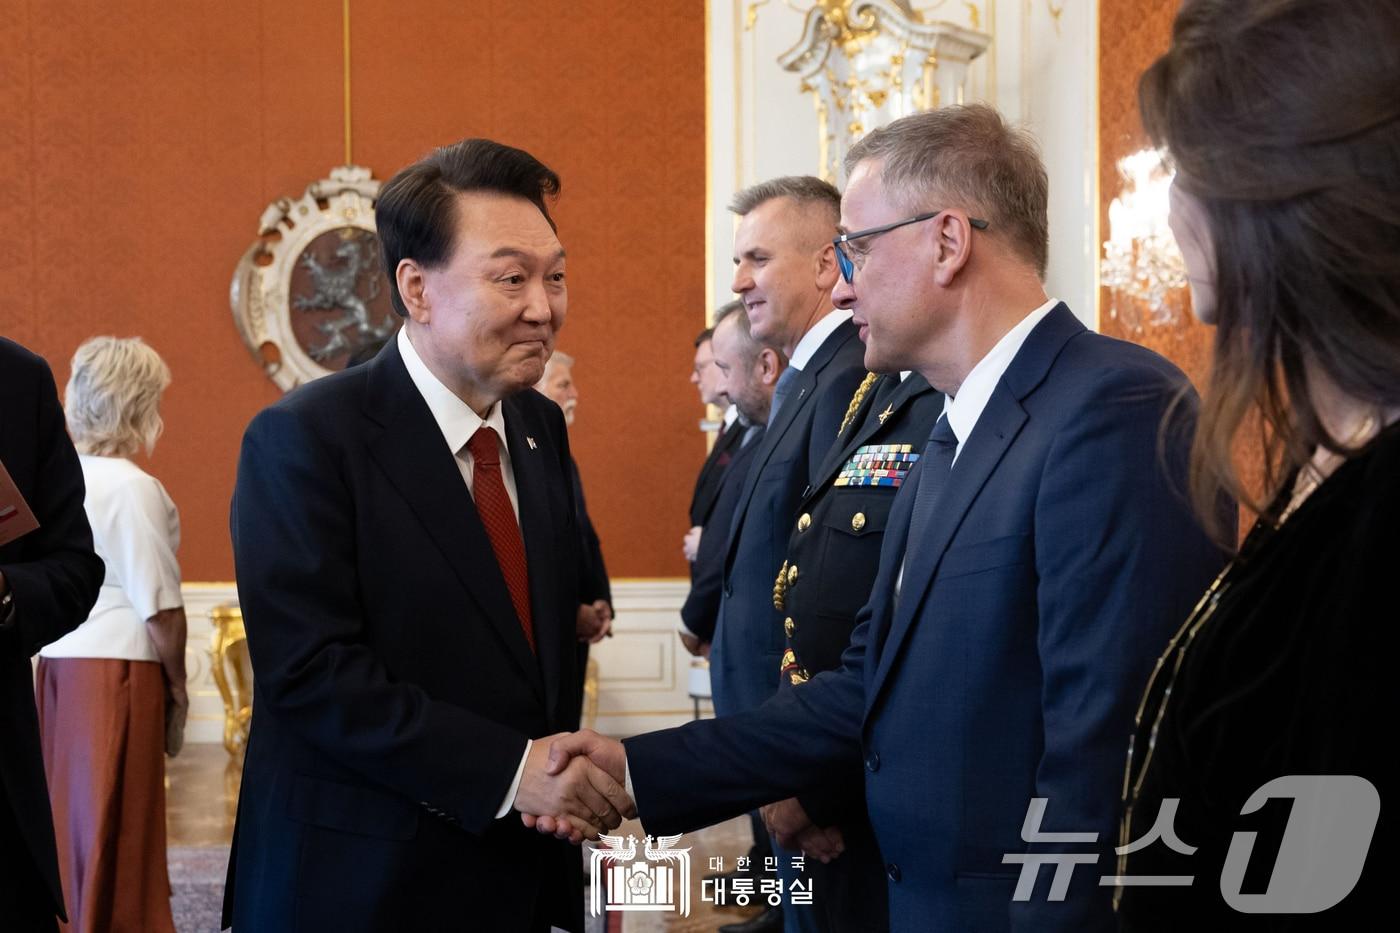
[165,743,766,931]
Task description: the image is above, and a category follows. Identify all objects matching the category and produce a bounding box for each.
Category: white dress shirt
[896,298,1059,595]
[397,327,532,819]
[789,308,854,369]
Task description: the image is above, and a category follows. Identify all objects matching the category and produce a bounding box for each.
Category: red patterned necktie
[465,426,534,652]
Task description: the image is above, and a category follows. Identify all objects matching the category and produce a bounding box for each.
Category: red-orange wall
[1099,0,1264,525]
[1097,0,1209,383]
[0,0,707,581]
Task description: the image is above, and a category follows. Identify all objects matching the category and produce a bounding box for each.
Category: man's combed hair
[729,176,840,225]
[376,138,561,317]
[846,104,1049,278]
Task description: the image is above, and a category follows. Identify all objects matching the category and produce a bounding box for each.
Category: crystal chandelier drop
[1101,149,1188,331]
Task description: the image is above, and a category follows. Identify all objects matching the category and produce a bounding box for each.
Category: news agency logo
[587,833,692,917]
[1006,775,1380,914]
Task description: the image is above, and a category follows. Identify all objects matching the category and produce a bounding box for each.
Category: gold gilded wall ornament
[778,0,990,183]
[229,166,399,392]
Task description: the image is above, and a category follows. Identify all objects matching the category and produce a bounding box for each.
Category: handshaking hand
[761,797,845,863]
[513,732,635,845]
[518,729,630,842]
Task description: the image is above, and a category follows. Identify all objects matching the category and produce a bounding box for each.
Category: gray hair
[729,176,841,226]
[846,104,1049,277]
[711,299,745,331]
[65,336,171,457]
[538,350,575,389]
[544,349,575,370]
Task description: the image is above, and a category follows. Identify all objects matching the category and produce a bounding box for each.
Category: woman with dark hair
[1117,0,1399,927]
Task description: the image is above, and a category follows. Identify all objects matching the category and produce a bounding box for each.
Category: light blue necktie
[767,366,801,428]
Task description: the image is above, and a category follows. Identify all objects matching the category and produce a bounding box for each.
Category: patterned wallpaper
[0,0,706,580]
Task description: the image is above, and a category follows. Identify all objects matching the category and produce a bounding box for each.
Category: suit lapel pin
[527,436,538,450]
[878,404,894,424]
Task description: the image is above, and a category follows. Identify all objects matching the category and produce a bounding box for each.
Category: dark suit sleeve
[624,600,871,834]
[571,462,611,608]
[678,520,724,643]
[231,404,530,834]
[1011,368,1229,933]
[0,354,103,657]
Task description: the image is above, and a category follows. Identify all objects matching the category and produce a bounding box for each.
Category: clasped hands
[575,600,613,643]
[515,731,846,863]
[514,730,631,844]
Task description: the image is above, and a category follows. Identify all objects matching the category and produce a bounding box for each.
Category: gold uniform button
[797,513,812,532]
[785,617,795,637]
[787,564,799,585]
[851,511,867,532]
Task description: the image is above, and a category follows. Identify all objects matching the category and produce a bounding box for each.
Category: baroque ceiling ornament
[779,0,991,183]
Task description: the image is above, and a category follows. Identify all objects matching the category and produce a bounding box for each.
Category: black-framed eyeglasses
[833,210,990,283]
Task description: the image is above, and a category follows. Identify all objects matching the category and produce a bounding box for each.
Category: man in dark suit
[224,139,631,933]
[535,350,612,726]
[687,313,742,538]
[0,338,104,932]
[680,305,785,653]
[533,106,1229,933]
[711,176,868,933]
[763,368,944,932]
[679,303,744,657]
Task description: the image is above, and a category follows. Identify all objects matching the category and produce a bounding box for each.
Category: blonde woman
[38,336,185,933]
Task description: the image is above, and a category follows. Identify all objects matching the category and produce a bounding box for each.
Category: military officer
[763,368,944,933]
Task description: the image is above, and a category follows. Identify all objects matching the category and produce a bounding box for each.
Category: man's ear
[397,259,432,324]
[759,350,784,386]
[813,241,840,291]
[929,212,976,288]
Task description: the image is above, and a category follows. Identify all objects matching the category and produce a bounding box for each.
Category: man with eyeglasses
[532,105,1227,933]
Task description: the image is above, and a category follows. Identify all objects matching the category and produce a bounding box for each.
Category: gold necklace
[1115,412,1381,909]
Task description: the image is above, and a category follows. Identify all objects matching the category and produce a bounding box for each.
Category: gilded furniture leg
[209,605,252,759]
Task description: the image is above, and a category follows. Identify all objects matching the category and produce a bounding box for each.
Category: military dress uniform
[773,371,943,933]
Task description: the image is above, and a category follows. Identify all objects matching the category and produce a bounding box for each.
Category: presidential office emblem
[588,833,693,917]
[230,165,401,392]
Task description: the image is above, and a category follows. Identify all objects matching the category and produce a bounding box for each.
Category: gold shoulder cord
[837,372,879,437]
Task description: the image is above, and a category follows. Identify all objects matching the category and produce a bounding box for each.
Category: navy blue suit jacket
[224,340,585,932]
[625,305,1230,932]
[709,318,867,716]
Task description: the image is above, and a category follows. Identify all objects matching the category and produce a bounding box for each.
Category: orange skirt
[36,657,174,933]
